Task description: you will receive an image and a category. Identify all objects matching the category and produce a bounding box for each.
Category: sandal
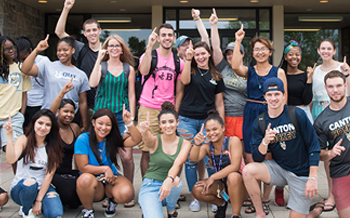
[245,204,256,214]
[178,194,186,201]
[124,199,135,208]
[262,200,270,215]
[309,202,325,212]
[242,197,252,207]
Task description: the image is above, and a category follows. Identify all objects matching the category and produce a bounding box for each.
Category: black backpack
[135,49,181,102]
[257,106,300,135]
[76,43,90,68]
[95,61,130,102]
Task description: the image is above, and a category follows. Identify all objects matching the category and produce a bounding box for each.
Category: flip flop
[245,204,256,214]
[124,199,135,208]
[262,200,270,215]
[323,203,336,212]
[309,202,325,211]
[178,194,186,201]
[242,197,252,207]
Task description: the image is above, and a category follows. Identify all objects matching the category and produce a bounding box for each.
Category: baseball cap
[224,42,244,53]
[263,77,285,94]
[176,35,192,48]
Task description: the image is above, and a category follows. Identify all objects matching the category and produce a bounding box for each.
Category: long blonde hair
[101,34,135,66]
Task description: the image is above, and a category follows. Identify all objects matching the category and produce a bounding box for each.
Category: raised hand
[98,49,107,60]
[64,0,75,10]
[263,123,276,145]
[122,104,132,125]
[209,8,218,25]
[139,112,150,134]
[306,63,317,82]
[235,24,245,42]
[35,34,49,52]
[61,77,74,94]
[340,56,350,76]
[3,115,13,135]
[147,27,158,48]
[194,124,206,145]
[192,8,200,20]
[330,139,346,159]
[185,40,194,60]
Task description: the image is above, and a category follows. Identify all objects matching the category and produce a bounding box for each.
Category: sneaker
[189,199,200,212]
[19,206,23,216]
[104,198,117,217]
[82,209,95,218]
[215,202,227,218]
[211,204,218,213]
[274,188,285,206]
[22,208,35,218]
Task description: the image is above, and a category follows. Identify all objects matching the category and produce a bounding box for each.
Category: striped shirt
[94,70,129,113]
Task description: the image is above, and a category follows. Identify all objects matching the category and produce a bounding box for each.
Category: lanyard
[210,137,226,173]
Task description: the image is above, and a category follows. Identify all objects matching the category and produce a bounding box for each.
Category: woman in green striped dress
[89,34,137,207]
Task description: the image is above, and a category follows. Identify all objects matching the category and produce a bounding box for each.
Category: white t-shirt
[312,65,342,102]
[36,59,90,113]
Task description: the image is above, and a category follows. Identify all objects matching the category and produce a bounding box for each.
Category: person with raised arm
[138,102,191,218]
[137,24,184,179]
[243,77,320,218]
[20,35,90,133]
[5,109,64,218]
[55,0,101,116]
[74,105,141,218]
[190,110,247,218]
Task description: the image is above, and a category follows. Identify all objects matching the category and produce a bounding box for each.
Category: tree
[128,36,146,56]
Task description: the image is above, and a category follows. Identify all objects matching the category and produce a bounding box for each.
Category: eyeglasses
[4,46,16,53]
[253,48,270,53]
[107,44,121,49]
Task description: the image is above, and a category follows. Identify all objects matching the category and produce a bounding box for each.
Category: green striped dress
[94,70,129,113]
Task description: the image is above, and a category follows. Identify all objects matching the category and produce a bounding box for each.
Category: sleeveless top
[56,125,78,175]
[11,144,48,189]
[144,135,183,182]
[247,66,279,101]
[312,65,342,102]
[94,70,129,113]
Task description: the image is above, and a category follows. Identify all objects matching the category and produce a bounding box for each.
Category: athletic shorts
[264,160,311,215]
[332,173,350,211]
[225,116,243,140]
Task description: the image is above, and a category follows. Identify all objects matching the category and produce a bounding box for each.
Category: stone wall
[0,0,45,45]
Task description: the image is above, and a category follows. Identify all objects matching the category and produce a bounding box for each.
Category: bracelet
[261,139,268,146]
[345,74,349,78]
[104,166,110,173]
[185,58,192,62]
[308,177,317,180]
[194,143,201,146]
[126,121,133,127]
[167,175,175,182]
[194,18,200,21]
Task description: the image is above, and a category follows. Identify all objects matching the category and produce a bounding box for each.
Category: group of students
[1,1,350,218]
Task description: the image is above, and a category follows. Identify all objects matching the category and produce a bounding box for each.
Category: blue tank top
[247,66,279,101]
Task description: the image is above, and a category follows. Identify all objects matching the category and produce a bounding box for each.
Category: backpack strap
[123,62,130,79]
[137,50,157,99]
[94,61,108,105]
[287,106,300,133]
[257,112,267,136]
[224,137,230,150]
[76,43,90,68]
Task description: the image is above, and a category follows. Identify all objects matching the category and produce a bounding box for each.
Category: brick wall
[0,0,45,45]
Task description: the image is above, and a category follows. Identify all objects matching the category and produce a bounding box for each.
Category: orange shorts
[225,116,243,140]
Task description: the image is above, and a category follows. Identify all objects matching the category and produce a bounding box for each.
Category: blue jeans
[139,178,182,218]
[114,108,128,136]
[177,116,215,192]
[11,178,63,218]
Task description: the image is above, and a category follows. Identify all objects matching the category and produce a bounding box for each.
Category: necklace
[256,65,272,89]
[198,67,209,77]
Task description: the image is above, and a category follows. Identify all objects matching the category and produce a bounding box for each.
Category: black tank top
[55,125,78,175]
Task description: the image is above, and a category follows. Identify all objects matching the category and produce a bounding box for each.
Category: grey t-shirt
[216,58,247,117]
[36,59,90,113]
[73,41,98,109]
[313,97,350,178]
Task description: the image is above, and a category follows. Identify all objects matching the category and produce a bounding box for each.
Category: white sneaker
[22,208,35,218]
[19,206,23,216]
[211,204,218,213]
[189,199,200,212]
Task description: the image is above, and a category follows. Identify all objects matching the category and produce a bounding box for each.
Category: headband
[284,40,302,55]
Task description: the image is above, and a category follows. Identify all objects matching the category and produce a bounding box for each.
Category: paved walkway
[0,150,339,218]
